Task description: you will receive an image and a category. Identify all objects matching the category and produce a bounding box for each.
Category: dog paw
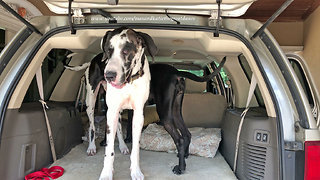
[99,171,113,180]
[87,145,97,156]
[98,176,112,180]
[130,168,144,180]
[99,167,113,180]
[172,165,184,175]
[119,144,130,155]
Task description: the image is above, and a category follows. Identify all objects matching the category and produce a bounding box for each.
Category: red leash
[25,166,64,180]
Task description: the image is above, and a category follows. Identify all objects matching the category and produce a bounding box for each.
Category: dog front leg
[86,90,97,156]
[100,115,129,154]
[130,109,144,180]
[99,109,119,180]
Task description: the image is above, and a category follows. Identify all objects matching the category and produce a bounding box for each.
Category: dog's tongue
[110,82,124,89]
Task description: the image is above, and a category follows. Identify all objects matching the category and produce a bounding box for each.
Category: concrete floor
[51,141,237,180]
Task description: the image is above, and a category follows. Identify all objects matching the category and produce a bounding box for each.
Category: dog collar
[130,68,144,83]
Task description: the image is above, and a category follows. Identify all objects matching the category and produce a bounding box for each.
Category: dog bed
[140,123,221,158]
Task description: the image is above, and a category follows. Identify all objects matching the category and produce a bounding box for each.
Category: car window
[23,49,72,103]
[0,29,4,53]
[238,54,265,107]
[202,61,229,96]
[288,57,314,108]
[178,69,204,76]
[213,61,229,87]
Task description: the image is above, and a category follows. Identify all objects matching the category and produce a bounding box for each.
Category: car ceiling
[27,0,320,22]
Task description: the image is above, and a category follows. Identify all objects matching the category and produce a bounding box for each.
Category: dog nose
[105,71,117,82]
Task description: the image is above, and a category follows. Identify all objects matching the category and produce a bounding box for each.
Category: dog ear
[137,32,158,59]
[101,31,112,52]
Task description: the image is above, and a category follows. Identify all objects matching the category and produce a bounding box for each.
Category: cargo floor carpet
[51,141,237,180]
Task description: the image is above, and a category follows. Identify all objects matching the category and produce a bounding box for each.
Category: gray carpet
[51,141,237,180]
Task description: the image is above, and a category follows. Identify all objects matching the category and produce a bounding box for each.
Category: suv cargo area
[0,24,283,179]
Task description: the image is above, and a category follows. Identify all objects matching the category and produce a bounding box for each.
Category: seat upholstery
[182,79,227,128]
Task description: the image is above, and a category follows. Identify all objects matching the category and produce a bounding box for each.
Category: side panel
[220,108,280,180]
[0,102,83,180]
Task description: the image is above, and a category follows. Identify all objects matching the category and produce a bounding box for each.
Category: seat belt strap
[36,67,57,162]
[233,73,257,172]
[75,76,85,109]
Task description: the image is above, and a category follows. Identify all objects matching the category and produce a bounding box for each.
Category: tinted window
[205,61,228,96]
[213,61,229,87]
[23,49,72,103]
[0,29,5,53]
[288,58,314,107]
[178,69,204,76]
[238,54,265,107]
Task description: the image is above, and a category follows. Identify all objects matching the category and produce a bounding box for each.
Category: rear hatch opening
[0,26,281,179]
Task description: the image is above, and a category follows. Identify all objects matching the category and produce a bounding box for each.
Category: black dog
[122,59,226,174]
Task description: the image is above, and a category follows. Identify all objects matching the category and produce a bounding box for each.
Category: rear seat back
[182,79,227,128]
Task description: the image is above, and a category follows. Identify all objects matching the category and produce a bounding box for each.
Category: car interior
[1,28,281,179]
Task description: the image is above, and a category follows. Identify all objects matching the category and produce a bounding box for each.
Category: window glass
[288,58,314,107]
[214,61,229,86]
[0,29,5,53]
[238,54,265,107]
[178,69,204,76]
[23,49,72,103]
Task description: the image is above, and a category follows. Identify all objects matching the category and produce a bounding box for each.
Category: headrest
[185,78,207,93]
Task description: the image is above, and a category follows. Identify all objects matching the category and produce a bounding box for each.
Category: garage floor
[51,141,237,180]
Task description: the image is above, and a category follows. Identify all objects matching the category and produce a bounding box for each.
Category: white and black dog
[100,27,152,180]
[64,53,130,156]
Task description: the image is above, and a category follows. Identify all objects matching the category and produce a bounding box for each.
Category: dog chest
[106,80,149,111]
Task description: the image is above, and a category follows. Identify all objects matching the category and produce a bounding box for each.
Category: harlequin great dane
[100,27,226,180]
[64,53,129,156]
